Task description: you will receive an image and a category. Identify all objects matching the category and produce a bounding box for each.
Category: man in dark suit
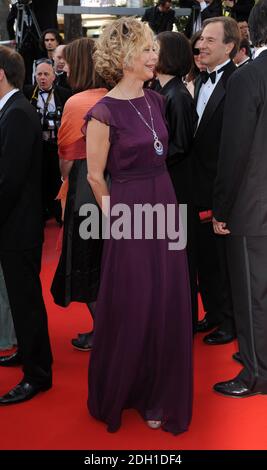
[53,45,71,90]
[233,38,252,67]
[0,45,53,404]
[141,0,175,34]
[212,0,267,397]
[181,0,222,38]
[24,59,71,224]
[192,17,240,344]
[223,0,254,22]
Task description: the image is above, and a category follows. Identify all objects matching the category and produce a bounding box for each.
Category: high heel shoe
[71,331,94,351]
[146,420,162,429]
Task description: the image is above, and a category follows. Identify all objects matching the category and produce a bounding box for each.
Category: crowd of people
[1,0,267,435]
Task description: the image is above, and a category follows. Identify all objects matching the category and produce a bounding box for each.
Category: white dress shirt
[36,89,56,116]
[36,89,56,141]
[236,57,250,67]
[254,45,267,59]
[196,59,230,126]
[0,88,19,111]
[193,1,208,35]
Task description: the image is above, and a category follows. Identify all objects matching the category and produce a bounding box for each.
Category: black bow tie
[200,70,217,84]
[39,88,52,94]
[200,63,229,85]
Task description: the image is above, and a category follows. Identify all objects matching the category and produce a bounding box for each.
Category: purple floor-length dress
[85,89,193,435]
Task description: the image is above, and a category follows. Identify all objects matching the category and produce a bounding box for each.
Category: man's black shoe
[213,378,267,398]
[203,328,236,345]
[0,351,22,367]
[232,352,243,365]
[0,380,52,405]
[197,316,220,333]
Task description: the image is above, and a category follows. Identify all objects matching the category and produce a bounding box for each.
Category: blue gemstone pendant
[154,139,164,156]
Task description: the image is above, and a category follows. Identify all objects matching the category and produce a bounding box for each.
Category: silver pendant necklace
[118,87,164,156]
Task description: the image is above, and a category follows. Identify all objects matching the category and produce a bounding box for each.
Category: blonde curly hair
[94,17,154,87]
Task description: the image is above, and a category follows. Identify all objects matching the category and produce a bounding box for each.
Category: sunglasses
[35,58,54,66]
[193,47,200,56]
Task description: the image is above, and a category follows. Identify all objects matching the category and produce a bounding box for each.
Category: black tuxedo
[213,51,267,389]
[0,92,43,250]
[23,84,71,116]
[214,52,267,233]
[24,84,71,223]
[193,61,237,209]
[0,91,52,386]
[192,61,236,330]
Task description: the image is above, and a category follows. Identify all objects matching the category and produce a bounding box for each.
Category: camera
[44,109,62,130]
[44,111,57,131]
[37,107,62,142]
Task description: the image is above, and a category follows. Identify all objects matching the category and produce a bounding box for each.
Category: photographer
[7,1,58,40]
[24,59,71,224]
[6,1,59,84]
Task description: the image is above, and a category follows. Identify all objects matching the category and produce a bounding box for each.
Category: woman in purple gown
[84,17,193,435]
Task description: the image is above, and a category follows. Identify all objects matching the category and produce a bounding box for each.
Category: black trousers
[43,140,62,223]
[0,246,53,386]
[168,161,198,333]
[197,218,235,332]
[227,236,267,390]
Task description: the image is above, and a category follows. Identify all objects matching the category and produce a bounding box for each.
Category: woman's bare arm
[86,118,110,215]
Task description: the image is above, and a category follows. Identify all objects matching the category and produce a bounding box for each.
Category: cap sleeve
[83,101,117,143]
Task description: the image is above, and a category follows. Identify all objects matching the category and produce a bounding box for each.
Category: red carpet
[1,220,267,450]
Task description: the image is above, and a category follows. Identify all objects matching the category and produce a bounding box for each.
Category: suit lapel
[194,75,202,104]
[0,91,21,124]
[195,79,225,140]
[194,61,236,141]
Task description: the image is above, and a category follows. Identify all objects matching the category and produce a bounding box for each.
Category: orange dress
[56,88,107,216]
[51,88,107,307]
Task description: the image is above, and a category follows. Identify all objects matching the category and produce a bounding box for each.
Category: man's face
[53,45,66,72]
[35,63,55,90]
[234,46,248,65]
[199,22,234,70]
[44,33,59,52]
[159,2,172,12]
[238,21,249,40]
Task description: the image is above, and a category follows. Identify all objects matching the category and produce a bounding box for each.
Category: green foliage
[174,0,190,33]
[175,15,189,33]
[143,0,155,6]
